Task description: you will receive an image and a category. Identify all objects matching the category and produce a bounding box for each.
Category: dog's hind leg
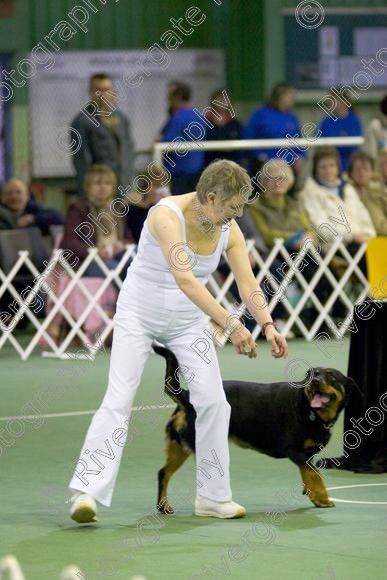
[299,465,335,508]
[157,431,192,515]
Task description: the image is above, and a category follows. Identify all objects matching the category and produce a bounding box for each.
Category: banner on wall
[28,49,225,178]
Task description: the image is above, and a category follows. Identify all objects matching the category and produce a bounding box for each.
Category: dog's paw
[157,501,175,515]
[311,497,335,508]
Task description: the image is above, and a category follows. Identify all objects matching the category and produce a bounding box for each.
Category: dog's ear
[303,368,315,386]
[346,377,363,398]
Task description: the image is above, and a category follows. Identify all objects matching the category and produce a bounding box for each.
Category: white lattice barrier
[0,238,372,359]
[207,236,370,344]
[0,245,136,360]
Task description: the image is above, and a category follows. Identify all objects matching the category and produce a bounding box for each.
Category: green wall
[0,0,272,103]
[0,0,275,181]
[0,0,385,187]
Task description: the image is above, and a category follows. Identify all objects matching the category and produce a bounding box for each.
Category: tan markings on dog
[299,465,335,508]
[172,409,187,432]
[230,434,254,450]
[157,436,191,515]
[304,438,319,449]
[316,385,343,423]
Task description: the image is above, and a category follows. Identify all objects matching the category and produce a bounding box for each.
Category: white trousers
[69,283,232,506]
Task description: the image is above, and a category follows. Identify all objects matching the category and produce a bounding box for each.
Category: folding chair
[365,237,387,299]
[49,224,64,247]
[0,229,48,328]
[0,228,48,275]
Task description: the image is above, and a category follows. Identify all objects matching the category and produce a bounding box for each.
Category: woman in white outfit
[69,160,288,523]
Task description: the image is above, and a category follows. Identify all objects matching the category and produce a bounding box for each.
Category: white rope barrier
[152,136,365,165]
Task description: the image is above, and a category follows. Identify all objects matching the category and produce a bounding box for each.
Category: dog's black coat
[154,345,357,509]
[156,346,354,466]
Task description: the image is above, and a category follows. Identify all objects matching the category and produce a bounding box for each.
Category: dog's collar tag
[309,411,316,421]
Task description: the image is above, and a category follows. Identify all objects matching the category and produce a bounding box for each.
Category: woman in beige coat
[298,147,375,248]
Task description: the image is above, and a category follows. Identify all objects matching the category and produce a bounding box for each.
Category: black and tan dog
[154,346,357,513]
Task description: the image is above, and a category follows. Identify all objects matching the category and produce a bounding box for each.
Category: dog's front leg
[299,465,335,508]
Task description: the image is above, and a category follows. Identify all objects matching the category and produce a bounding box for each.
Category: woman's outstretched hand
[265,327,288,358]
[229,327,257,359]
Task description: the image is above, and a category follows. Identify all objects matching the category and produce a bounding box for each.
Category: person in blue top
[319,88,362,173]
[160,83,206,195]
[243,82,305,179]
[204,88,244,167]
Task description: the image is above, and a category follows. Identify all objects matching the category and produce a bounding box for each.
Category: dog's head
[303,368,358,424]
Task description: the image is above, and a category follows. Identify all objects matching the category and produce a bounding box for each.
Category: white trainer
[69,492,97,524]
[195,496,246,519]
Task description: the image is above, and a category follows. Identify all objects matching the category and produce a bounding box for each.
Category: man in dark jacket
[0,178,64,235]
[71,73,134,195]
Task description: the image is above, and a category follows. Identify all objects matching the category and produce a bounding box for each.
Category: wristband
[261,321,277,336]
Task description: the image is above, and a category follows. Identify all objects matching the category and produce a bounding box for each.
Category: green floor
[0,339,386,579]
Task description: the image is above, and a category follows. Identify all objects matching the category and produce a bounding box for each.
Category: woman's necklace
[191,194,220,240]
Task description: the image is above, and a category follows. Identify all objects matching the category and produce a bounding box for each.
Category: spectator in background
[158,79,183,138]
[348,151,387,237]
[126,165,170,243]
[243,83,305,186]
[204,88,243,167]
[72,73,134,195]
[160,83,205,195]
[319,89,362,173]
[0,178,64,235]
[62,165,133,277]
[247,159,316,337]
[378,147,387,194]
[299,147,375,248]
[248,159,314,251]
[363,94,387,160]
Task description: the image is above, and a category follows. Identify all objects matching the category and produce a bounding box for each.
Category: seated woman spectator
[247,159,317,336]
[62,164,134,277]
[319,89,362,173]
[41,165,133,347]
[248,159,314,251]
[0,178,64,234]
[348,151,387,236]
[244,83,305,190]
[299,147,375,249]
[379,148,387,194]
[204,88,244,167]
[363,94,387,160]
[125,165,170,243]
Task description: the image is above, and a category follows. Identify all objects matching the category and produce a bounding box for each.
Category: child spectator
[62,165,133,277]
[363,94,387,160]
[204,88,243,167]
[348,151,387,237]
[0,178,64,235]
[319,89,362,173]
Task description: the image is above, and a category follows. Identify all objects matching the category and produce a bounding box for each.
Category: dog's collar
[309,410,335,431]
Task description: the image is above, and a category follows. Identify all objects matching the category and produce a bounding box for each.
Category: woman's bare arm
[149,206,257,356]
[226,220,288,358]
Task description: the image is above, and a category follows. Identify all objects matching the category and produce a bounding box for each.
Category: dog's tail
[153,344,188,406]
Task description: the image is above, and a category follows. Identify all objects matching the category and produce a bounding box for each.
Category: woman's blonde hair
[84,164,117,193]
[196,159,252,204]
